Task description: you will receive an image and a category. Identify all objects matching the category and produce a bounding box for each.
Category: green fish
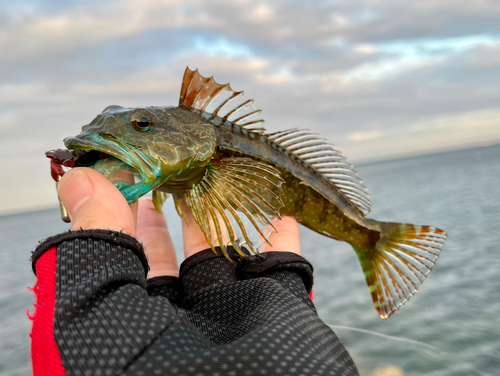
[46,68,447,319]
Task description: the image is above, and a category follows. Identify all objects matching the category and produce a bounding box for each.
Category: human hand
[59,167,179,279]
[261,216,300,255]
[58,167,300,279]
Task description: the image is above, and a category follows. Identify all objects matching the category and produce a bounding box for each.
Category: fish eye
[131,115,155,132]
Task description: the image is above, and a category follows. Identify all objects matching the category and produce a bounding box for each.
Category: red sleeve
[30,247,67,376]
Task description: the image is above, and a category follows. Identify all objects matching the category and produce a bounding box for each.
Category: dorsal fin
[179,67,266,133]
[179,68,371,215]
[267,129,371,215]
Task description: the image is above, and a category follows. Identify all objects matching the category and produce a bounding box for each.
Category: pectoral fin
[183,157,284,260]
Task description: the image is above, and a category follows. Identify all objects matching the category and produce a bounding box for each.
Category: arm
[31,229,177,376]
[30,167,359,376]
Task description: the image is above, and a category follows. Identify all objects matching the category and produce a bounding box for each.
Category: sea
[0,145,499,376]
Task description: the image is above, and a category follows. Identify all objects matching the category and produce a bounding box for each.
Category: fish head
[62,105,216,201]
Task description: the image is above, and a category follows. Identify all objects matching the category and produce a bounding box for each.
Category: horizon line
[1,141,498,218]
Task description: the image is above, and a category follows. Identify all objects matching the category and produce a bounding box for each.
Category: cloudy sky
[1,0,499,214]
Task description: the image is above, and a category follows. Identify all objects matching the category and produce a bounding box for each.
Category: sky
[1,0,499,214]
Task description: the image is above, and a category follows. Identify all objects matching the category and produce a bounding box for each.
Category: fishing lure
[46,68,447,319]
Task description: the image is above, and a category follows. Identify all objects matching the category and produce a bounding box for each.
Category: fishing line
[326,323,490,376]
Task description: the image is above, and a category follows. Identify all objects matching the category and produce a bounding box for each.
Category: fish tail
[354,222,447,319]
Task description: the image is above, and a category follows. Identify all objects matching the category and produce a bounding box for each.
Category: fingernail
[58,169,95,218]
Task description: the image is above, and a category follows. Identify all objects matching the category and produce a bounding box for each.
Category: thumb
[58,167,136,236]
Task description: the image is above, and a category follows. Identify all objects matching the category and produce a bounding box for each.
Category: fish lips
[63,132,158,185]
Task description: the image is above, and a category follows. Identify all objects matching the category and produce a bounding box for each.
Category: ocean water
[0,145,499,375]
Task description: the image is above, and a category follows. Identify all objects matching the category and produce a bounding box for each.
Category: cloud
[410,108,500,133]
[341,35,500,81]
[244,4,275,23]
[375,34,500,56]
[349,130,385,141]
[0,83,49,102]
[343,55,445,81]
[353,44,378,55]
[193,37,254,59]
[1,0,500,213]
[0,0,203,61]
[464,43,500,68]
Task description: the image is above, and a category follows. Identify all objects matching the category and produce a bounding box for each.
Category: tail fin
[356,222,447,319]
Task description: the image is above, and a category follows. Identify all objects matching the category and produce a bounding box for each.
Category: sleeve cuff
[179,248,314,294]
[179,247,246,295]
[31,229,149,276]
[179,246,247,278]
[238,252,314,292]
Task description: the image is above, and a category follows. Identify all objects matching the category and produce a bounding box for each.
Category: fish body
[208,110,381,245]
[47,68,447,319]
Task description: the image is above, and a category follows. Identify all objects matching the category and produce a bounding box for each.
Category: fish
[46,67,447,319]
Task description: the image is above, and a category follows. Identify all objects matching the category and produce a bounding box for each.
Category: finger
[131,201,138,230]
[136,198,179,278]
[261,216,300,255]
[181,200,211,259]
[58,167,135,236]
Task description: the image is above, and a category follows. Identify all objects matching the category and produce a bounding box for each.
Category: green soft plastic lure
[47,68,447,319]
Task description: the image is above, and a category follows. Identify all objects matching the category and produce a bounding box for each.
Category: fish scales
[46,67,447,319]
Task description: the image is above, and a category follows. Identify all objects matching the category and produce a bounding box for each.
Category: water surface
[1,145,499,375]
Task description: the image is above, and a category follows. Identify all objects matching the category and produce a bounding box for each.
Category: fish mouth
[63,132,158,185]
[47,132,160,202]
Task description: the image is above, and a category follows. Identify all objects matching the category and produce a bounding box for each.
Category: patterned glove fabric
[30,229,359,376]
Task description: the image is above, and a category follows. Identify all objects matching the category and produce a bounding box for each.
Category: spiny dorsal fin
[266,129,371,215]
[179,67,266,133]
[183,157,284,260]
